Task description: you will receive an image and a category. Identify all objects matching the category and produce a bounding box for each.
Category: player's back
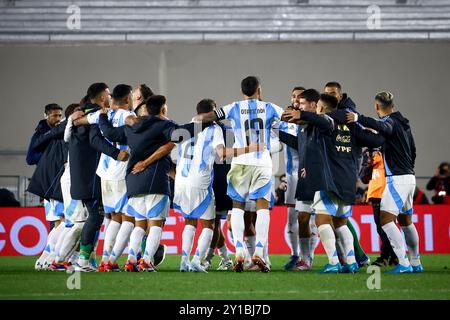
[88,108,135,181]
[175,124,223,189]
[216,99,284,168]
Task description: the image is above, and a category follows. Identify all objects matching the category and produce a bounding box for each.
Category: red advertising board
[0,205,449,256]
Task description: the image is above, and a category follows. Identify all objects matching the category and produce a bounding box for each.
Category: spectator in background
[426,162,450,204]
[274,174,287,206]
[413,186,429,204]
[0,188,20,207]
[26,103,63,165]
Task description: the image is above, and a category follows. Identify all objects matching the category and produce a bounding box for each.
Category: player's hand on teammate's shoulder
[125,115,139,126]
[282,108,301,123]
[132,160,147,174]
[71,110,85,121]
[117,150,129,162]
[346,112,358,123]
[248,142,266,153]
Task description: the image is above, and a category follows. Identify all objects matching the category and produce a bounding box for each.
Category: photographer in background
[426,162,450,204]
[274,174,287,206]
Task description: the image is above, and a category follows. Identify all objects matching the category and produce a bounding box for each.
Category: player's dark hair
[292,86,306,92]
[112,84,132,104]
[196,99,216,114]
[325,81,342,91]
[64,103,80,119]
[139,84,154,101]
[87,82,108,100]
[319,93,338,111]
[299,89,320,103]
[241,76,260,97]
[44,103,62,115]
[146,95,166,116]
[375,91,394,109]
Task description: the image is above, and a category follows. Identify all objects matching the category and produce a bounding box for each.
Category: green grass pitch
[0,254,449,300]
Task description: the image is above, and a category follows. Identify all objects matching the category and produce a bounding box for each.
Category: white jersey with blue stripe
[87,108,134,180]
[175,124,224,189]
[278,121,299,177]
[215,99,284,168]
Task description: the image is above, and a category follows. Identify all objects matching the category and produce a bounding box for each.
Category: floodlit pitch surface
[0,255,449,300]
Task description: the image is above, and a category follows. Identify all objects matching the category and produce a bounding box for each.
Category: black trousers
[372,199,396,260]
[80,199,104,250]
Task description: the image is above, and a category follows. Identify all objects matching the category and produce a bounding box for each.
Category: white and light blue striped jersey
[87,108,134,180]
[215,99,284,167]
[279,121,299,177]
[175,124,224,189]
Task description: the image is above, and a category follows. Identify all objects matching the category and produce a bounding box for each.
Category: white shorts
[61,175,88,223]
[44,199,64,222]
[227,164,272,203]
[285,174,298,205]
[101,179,129,215]
[173,185,215,220]
[244,200,256,212]
[127,194,169,221]
[295,200,313,214]
[380,175,415,216]
[311,191,352,218]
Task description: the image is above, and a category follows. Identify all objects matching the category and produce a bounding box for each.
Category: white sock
[143,226,162,264]
[254,209,270,258]
[55,222,83,263]
[104,217,111,233]
[127,226,145,263]
[218,245,229,261]
[401,224,421,266]
[382,222,410,266]
[109,221,134,264]
[309,216,319,260]
[318,224,339,265]
[192,227,214,263]
[335,225,356,264]
[287,207,299,256]
[309,234,319,260]
[230,208,245,258]
[245,235,256,257]
[54,226,71,260]
[182,224,196,262]
[69,250,79,264]
[263,242,270,265]
[44,223,65,264]
[101,220,121,262]
[299,238,311,263]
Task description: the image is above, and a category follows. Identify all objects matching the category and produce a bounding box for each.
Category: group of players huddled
[27,76,423,274]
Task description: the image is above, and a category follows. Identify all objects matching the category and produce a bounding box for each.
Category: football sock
[254,209,270,258]
[347,219,365,259]
[109,220,134,264]
[127,226,145,263]
[192,227,213,263]
[335,225,356,264]
[401,224,421,266]
[245,235,256,257]
[287,207,299,256]
[299,238,311,263]
[230,208,245,258]
[101,220,120,263]
[382,222,410,266]
[318,224,339,265]
[143,226,162,264]
[55,222,83,263]
[182,224,196,262]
